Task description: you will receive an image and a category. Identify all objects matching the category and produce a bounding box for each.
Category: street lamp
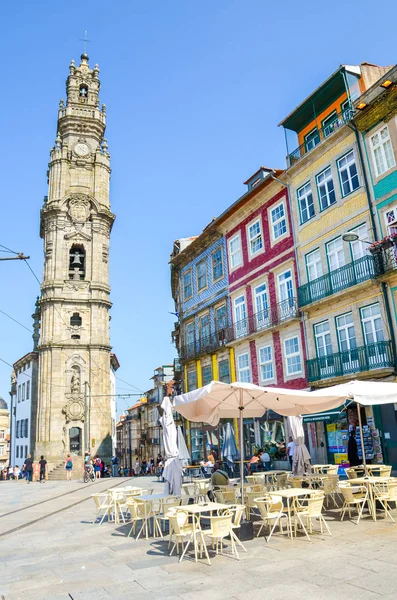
[342,233,372,245]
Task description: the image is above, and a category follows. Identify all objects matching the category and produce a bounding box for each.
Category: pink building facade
[220,168,307,390]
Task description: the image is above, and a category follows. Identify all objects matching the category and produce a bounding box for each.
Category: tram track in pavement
[0,478,130,539]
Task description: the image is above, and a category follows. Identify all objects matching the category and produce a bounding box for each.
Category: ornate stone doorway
[69,426,82,455]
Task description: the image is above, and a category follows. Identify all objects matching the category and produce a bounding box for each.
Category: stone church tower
[35,53,115,464]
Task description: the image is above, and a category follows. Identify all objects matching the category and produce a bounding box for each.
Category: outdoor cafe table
[345,477,394,521]
[301,474,329,489]
[107,487,144,523]
[134,493,175,539]
[181,501,229,564]
[272,488,316,538]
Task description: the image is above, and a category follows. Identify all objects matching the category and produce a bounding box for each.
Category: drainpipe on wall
[347,122,397,367]
[270,172,311,386]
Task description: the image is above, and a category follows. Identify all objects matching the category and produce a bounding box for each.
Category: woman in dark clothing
[348,431,360,466]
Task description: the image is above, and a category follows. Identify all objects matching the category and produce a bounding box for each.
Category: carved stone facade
[35,54,115,463]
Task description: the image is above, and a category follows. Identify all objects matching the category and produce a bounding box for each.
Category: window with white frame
[345,223,368,261]
[0,446,4,457]
[0,430,4,440]
[271,203,287,239]
[22,382,25,401]
[212,248,223,281]
[370,126,395,176]
[183,270,192,300]
[317,166,336,210]
[248,219,263,255]
[360,303,385,345]
[258,345,274,382]
[229,233,242,268]
[16,446,19,458]
[297,182,315,223]
[26,380,30,400]
[196,260,207,291]
[16,420,20,438]
[314,321,333,357]
[254,282,269,327]
[25,446,27,458]
[326,237,345,271]
[237,353,251,383]
[17,385,21,403]
[306,249,323,281]
[338,150,360,196]
[284,336,302,375]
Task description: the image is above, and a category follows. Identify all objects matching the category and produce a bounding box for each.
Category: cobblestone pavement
[0,476,396,600]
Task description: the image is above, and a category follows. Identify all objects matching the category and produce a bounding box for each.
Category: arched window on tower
[69,245,85,280]
[70,312,82,327]
[79,84,88,99]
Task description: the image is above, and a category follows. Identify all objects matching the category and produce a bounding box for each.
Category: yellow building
[280,63,394,466]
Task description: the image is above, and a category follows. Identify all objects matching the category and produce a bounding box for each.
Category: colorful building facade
[280,62,395,466]
[352,64,397,466]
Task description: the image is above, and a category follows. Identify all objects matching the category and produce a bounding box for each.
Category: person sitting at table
[259,449,271,471]
[248,451,260,473]
[211,462,230,487]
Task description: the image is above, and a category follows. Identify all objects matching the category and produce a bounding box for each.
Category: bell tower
[36,54,115,464]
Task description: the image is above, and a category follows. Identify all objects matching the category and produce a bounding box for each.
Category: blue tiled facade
[179,238,230,352]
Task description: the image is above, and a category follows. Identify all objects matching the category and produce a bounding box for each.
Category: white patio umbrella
[287,416,311,475]
[221,422,239,472]
[176,426,190,468]
[174,381,346,499]
[160,396,184,495]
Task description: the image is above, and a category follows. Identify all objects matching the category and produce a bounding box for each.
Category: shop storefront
[303,405,384,470]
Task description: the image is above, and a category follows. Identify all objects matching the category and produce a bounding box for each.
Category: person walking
[39,455,47,483]
[23,454,34,484]
[65,454,73,481]
[94,456,101,479]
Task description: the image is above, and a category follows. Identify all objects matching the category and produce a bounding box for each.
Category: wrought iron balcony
[298,256,376,307]
[288,108,354,167]
[371,245,397,276]
[222,297,299,344]
[179,298,299,361]
[307,341,394,383]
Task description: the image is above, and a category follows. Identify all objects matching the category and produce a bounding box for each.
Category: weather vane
[80,30,92,54]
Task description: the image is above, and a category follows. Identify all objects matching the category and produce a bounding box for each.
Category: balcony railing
[298,256,376,307]
[307,341,394,383]
[224,297,298,343]
[372,245,397,275]
[288,108,354,167]
[179,298,299,361]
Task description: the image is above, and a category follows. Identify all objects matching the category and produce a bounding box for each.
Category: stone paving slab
[1,476,397,599]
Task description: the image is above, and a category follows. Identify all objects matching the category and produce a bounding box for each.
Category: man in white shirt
[287,436,295,469]
[259,449,271,471]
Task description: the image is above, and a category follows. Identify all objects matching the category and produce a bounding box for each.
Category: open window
[69,245,85,280]
[70,312,82,327]
[79,84,88,99]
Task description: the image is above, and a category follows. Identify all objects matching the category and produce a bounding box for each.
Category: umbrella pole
[239,388,244,505]
[356,402,367,475]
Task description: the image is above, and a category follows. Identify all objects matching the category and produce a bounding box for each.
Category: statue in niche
[70,369,80,394]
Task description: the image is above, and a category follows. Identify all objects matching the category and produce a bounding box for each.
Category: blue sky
[0,0,395,412]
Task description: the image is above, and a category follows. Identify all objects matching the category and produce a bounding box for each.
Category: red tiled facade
[224,186,308,390]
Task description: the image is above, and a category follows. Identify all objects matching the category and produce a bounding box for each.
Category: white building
[9,352,38,467]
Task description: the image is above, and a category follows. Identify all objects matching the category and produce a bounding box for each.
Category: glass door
[306,249,325,300]
[278,270,294,319]
[336,313,358,374]
[360,304,386,367]
[314,321,334,377]
[254,282,270,330]
[233,295,247,338]
[326,237,346,292]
